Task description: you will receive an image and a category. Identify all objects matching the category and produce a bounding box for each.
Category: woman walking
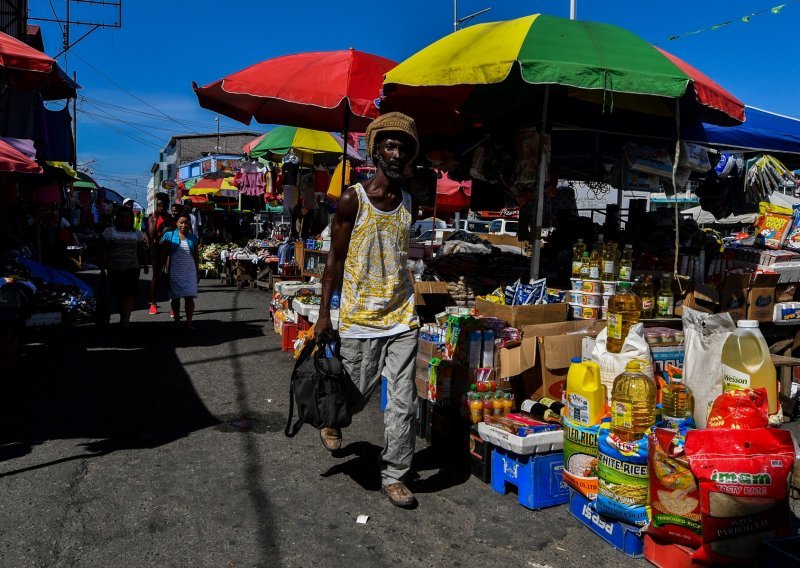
[161,210,200,329]
[101,205,148,328]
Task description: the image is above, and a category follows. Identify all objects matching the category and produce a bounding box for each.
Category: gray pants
[340,328,419,486]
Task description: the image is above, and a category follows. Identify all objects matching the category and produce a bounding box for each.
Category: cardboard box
[499,321,605,401]
[747,273,781,322]
[417,337,444,360]
[415,376,429,401]
[719,274,750,319]
[414,281,451,306]
[475,299,567,329]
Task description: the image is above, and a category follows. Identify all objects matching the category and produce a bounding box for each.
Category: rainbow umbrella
[383,13,744,129]
[243,126,363,161]
[187,176,238,197]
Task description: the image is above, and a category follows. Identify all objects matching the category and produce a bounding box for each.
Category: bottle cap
[582,251,589,257]
[625,359,644,372]
[738,319,760,328]
[618,281,632,290]
[571,357,582,363]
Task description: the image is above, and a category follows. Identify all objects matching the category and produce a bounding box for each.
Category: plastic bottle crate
[568,490,645,558]
[296,315,310,332]
[760,535,800,568]
[281,322,299,352]
[490,447,569,509]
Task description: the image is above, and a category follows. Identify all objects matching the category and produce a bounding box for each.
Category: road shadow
[320,440,383,492]
[408,444,472,494]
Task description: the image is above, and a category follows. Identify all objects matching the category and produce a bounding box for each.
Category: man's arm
[315,187,358,342]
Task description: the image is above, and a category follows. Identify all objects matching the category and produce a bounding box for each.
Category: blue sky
[34,0,800,203]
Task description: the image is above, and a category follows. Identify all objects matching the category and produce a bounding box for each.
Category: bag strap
[284,339,317,437]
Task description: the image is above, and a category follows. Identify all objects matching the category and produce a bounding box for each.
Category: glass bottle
[618,244,633,281]
[657,274,674,318]
[639,275,655,319]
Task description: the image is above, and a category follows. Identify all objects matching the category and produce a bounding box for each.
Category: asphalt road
[0,277,643,568]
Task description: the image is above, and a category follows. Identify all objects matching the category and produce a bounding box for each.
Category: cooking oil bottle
[639,275,655,319]
[572,239,586,278]
[588,248,601,280]
[661,372,694,428]
[566,358,606,427]
[580,251,591,279]
[657,274,674,318]
[611,359,656,442]
[721,320,778,414]
[606,281,642,353]
[602,242,617,281]
[618,244,633,281]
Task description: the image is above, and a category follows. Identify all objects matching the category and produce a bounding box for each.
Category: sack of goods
[596,422,650,527]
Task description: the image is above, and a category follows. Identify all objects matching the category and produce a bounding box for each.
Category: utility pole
[570,0,577,20]
[72,71,77,164]
[453,0,491,31]
[215,115,220,153]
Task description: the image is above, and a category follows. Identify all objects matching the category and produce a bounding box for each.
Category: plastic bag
[590,323,653,395]
[681,307,735,428]
[596,422,650,526]
[707,387,769,429]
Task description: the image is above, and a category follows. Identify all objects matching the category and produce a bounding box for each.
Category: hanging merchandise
[282,150,301,186]
[326,158,352,200]
[514,129,549,183]
[743,154,797,204]
[754,201,794,249]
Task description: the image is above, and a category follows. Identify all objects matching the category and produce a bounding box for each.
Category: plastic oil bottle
[602,242,617,281]
[611,360,657,442]
[721,320,778,414]
[566,358,606,427]
[580,251,591,279]
[657,274,675,318]
[661,372,694,428]
[618,245,633,281]
[606,281,642,353]
[588,248,601,280]
[639,276,655,319]
[572,239,586,278]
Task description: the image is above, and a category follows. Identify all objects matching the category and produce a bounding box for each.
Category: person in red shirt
[147,193,173,315]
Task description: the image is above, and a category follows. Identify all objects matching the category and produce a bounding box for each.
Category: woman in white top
[101,206,148,328]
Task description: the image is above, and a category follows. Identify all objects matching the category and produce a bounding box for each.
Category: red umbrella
[0,31,53,72]
[0,139,42,174]
[435,177,471,213]
[0,31,78,99]
[193,48,396,133]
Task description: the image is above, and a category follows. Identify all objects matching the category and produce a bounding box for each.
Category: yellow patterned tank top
[339,183,419,338]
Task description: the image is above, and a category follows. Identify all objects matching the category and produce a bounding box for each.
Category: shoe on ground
[381,482,416,508]
[319,427,342,451]
[148,304,158,315]
[169,309,174,318]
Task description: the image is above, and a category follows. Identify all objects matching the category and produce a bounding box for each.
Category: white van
[456,219,491,234]
[489,218,519,236]
[412,217,447,237]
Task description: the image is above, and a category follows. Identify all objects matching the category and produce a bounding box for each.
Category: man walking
[315,112,420,508]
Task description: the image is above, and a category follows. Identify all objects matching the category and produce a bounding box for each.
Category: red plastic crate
[296,315,310,332]
[643,534,702,568]
[281,322,299,352]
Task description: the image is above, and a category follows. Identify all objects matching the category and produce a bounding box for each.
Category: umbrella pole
[531,86,550,281]
[341,107,350,194]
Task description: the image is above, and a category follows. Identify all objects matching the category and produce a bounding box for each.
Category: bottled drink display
[661,373,694,428]
[572,239,586,278]
[618,245,633,281]
[588,248,601,280]
[580,251,591,279]
[656,274,674,318]
[566,358,605,427]
[611,360,656,442]
[606,281,642,353]
[520,399,561,423]
[639,275,655,319]
[721,320,778,414]
[602,242,617,281]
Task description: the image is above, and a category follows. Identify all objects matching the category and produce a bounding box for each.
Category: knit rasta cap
[365,112,419,163]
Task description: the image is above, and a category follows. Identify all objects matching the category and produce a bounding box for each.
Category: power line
[667,1,798,41]
[79,100,165,142]
[70,51,204,135]
[79,95,217,129]
[77,110,163,150]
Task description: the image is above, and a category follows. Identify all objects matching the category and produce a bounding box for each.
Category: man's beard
[376,155,403,179]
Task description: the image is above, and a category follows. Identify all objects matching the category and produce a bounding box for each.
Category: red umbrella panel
[0,139,42,174]
[0,31,79,100]
[193,49,396,132]
[435,177,471,213]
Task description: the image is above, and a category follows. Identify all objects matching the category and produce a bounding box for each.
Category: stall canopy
[435,177,471,213]
[243,127,363,161]
[0,31,79,100]
[0,139,41,173]
[684,106,800,156]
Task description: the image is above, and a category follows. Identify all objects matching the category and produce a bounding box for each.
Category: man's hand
[314,315,337,345]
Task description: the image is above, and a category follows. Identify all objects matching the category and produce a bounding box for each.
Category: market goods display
[424,251,530,296]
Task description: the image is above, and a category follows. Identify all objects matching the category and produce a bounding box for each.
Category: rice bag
[648,422,701,548]
[562,415,601,500]
[685,428,795,565]
[707,388,769,430]
[596,422,650,526]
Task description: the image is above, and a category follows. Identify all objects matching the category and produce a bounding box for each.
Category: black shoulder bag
[284,340,365,437]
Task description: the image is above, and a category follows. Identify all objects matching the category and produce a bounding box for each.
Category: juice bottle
[618,244,633,281]
[661,372,694,428]
[572,239,586,278]
[580,251,591,279]
[606,281,642,353]
[721,320,778,414]
[468,393,484,424]
[492,391,504,416]
[611,359,656,442]
[502,393,514,415]
[639,275,655,319]
[657,274,674,318]
[602,242,617,281]
[482,393,494,421]
[566,359,605,427]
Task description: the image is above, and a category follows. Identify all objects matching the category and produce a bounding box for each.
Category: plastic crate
[643,534,702,568]
[760,535,800,567]
[568,490,645,558]
[281,322,299,352]
[490,447,568,510]
[296,315,310,332]
[469,425,492,483]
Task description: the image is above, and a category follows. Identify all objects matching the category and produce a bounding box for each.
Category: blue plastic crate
[568,490,645,558]
[760,536,800,567]
[490,447,568,510]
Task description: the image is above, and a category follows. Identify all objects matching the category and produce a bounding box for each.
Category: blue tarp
[684,106,800,155]
[18,257,94,298]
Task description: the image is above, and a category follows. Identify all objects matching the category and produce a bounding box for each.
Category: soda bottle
[721,320,778,414]
[618,244,633,281]
[602,242,617,281]
[639,275,655,319]
[661,373,694,428]
[572,239,586,278]
[657,274,674,318]
[611,360,656,442]
[580,251,591,279]
[606,281,642,353]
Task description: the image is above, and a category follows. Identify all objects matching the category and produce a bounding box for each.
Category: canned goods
[602,293,613,308]
[568,291,583,304]
[569,303,583,319]
[570,278,583,291]
[581,280,602,293]
[602,281,617,294]
[579,306,600,319]
[582,292,602,307]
